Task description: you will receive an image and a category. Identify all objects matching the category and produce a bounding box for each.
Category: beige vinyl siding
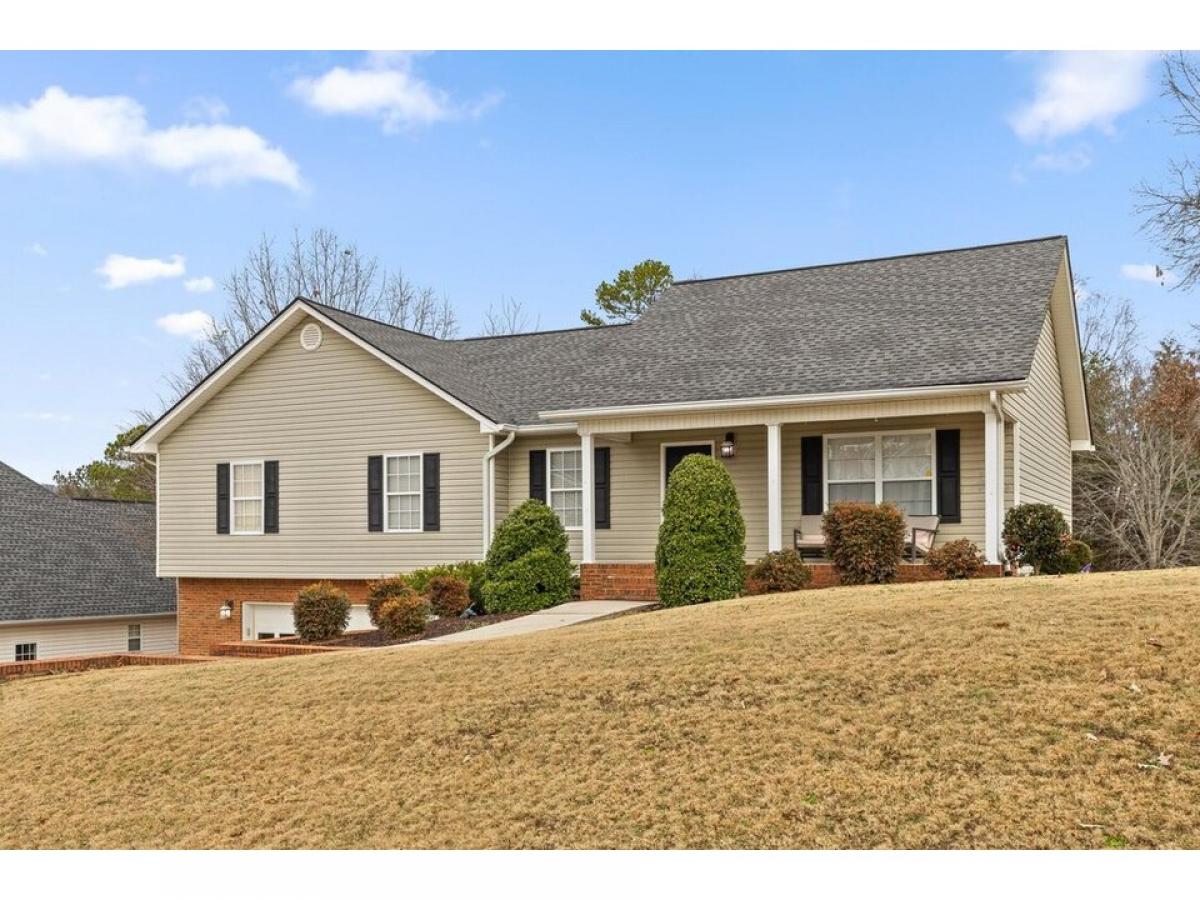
[0,616,177,662]
[1005,310,1073,524]
[157,316,490,577]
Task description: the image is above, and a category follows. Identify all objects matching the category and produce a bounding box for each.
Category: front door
[663,444,713,494]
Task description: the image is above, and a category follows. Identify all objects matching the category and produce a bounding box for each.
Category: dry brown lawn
[2,569,1198,849]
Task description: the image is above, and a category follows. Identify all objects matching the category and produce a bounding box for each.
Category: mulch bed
[307,612,525,648]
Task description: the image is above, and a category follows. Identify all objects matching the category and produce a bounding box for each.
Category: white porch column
[767,422,783,553]
[983,406,1000,564]
[1012,420,1022,506]
[581,431,595,564]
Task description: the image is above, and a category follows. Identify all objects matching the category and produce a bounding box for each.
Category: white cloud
[183,275,215,293]
[97,253,186,289]
[0,86,301,190]
[23,412,72,423]
[183,95,230,123]
[156,310,214,340]
[1010,52,1155,142]
[1029,146,1093,174]
[26,241,48,256]
[289,53,501,132]
[1121,263,1179,286]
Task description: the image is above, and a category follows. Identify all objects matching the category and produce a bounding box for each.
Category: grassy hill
[1,569,1197,849]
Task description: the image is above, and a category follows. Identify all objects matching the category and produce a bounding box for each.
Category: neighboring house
[132,236,1092,655]
[0,461,177,662]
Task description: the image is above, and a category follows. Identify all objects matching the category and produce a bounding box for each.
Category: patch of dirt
[309,613,525,648]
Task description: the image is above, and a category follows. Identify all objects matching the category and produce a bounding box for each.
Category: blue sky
[0,51,1191,481]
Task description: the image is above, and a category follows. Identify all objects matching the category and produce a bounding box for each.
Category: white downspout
[482,428,516,554]
[985,391,1004,565]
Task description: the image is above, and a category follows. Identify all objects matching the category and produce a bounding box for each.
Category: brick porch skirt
[579,562,1004,601]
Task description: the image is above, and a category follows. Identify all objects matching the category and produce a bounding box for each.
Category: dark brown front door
[664,444,713,490]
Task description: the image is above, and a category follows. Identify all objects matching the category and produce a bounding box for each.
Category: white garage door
[243,603,372,640]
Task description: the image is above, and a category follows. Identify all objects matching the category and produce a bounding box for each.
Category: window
[15,642,36,662]
[385,454,422,532]
[127,624,142,652]
[825,431,935,516]
[231,461,264,534]
[548,449,583,529]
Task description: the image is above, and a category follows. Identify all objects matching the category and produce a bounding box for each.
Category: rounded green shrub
[925,538,985,580]
[821,502,906,585]
[655,454,746,606]
[426,575,472,618]
[482,500,573,613]
[746,549,813,594]
[1003,503,1069,574]
[1049,537,1094,574]
[366,576,417,627]
[377,594,430,640]
[405,561,486,610]
[292,581,350,642]
[482,547,573,613]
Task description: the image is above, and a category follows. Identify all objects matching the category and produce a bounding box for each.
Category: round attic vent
[299,322,323,351]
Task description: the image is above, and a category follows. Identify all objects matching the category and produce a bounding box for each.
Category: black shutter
[936,429,961,524]
[423,453,440,532]
[529,449,546,502]
[264,460,279,534]
[801,436,823,515]
[216,463,230,534]
[594,446,610,529]
[367,455,383,532]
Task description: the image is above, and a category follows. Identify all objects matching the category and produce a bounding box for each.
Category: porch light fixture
[720,432,736,458]
[219,601,233,620]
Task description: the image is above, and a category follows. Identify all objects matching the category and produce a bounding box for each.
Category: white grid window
[826,431,935,516]
[548,449,583,529]
[127,624,142,653]
[231,462,264,534]
[15,642,37,662]
[386,454,422,532]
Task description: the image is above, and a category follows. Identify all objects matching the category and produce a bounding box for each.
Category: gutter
[481,427,517,551]
[0,611,176,628]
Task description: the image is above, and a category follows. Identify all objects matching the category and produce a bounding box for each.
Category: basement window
[15,642,37,662]
[127,624,142,653]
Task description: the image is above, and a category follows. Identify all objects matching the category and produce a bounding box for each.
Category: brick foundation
[178,577,373,656]
[579,562,1004,600]
[0,653,209,681]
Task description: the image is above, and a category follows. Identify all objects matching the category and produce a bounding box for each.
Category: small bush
[925,539,985,579]
[426,575,472,618]
[366,576,417,627]
[1003,503,1069,574]
[292,581,350,642]
[655,454,746,606]
[483,500,573,613]
[1050,538,1094,574]
[822,502,906,585]
[405,561,486,610]
[482,547,573,613]
[746,549,812,594]
[377,593,431,640]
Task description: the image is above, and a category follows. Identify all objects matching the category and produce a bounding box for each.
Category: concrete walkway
[397,600,652,648]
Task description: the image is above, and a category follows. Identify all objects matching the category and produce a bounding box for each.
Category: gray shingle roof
[317,235,1068,424]
[0,462,175,622]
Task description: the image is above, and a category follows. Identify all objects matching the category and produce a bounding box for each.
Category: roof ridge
[457,322,632,342]
[672,235,1068,286]
[300,298,450,341]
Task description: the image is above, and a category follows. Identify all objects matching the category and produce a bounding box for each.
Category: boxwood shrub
[655,454,746,606]
[405,561,487,610]
[426,575,472,618]
[1003,503,1069,574]
[366,576,417,627]
[482,500,573,613]
[821,501,906,585]
[292,581,351,642]
[377,593,431,640]
[925,538,985,580]
[746,549,812,594]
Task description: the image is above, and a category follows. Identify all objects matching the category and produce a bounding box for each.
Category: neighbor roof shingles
[316,236,1067,424]
[0,462,175,623]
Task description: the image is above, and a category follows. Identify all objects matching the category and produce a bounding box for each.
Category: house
[131,236,1091,655]
[0,461,177,663]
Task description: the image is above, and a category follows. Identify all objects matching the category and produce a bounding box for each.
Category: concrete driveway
[397,600,652,648]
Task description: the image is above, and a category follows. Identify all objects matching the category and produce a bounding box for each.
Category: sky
[0,50,1193,481]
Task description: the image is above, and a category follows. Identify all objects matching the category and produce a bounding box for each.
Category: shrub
[405,561,486,610]
[377,593,431,640]
[292,581,350,642]
[822,502,906,585]
[366,576,418,627]
[746,549,813,594]
[655,454,746,606]
[483,500,573,613]
[925,539,985,579]
[1003,503,1069,574]
[1049,538,1094,574]
[426,575,472,618]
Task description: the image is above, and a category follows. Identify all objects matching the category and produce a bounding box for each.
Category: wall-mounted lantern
[219,600,234,620]
[720,432,737,459]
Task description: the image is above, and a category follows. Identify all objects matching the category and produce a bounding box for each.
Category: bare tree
[482,296,538,336]
[166,228,458,399]
[1138,53,1200,290]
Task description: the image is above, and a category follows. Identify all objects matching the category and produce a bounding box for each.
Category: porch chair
[792,514,826,559]
[904,515,941,562]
